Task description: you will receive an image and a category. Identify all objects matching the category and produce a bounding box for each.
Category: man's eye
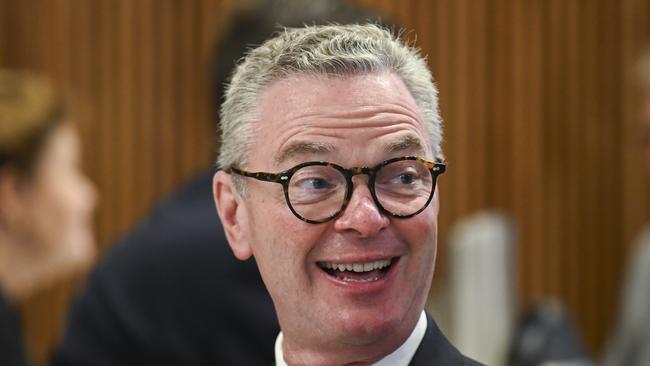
[387,170,421,186]
[396,173,416,185]
[295,177,334,190]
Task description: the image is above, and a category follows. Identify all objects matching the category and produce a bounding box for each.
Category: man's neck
[276,311,428,366]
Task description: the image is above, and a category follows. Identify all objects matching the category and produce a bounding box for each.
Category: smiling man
[213,24,481,366]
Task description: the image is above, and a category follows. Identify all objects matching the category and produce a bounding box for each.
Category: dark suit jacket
[53,171,280,366]
[0,292,27,366]
[408,314,483,365]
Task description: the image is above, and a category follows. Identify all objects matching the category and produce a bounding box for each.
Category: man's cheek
[400,214,437,243]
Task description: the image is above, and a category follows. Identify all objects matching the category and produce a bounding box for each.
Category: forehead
[251,72,430,167]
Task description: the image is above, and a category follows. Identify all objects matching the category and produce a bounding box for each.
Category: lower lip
[315,258,401,293]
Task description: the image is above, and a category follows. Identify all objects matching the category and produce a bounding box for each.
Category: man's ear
[213,171,252,260]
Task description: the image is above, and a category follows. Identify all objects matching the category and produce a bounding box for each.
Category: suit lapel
[408,313,466,365]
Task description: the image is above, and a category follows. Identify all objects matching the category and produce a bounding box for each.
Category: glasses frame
[226,156,446,224]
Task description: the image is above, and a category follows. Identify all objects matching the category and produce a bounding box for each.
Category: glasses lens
[287,165,347,221]
[375,159,434,216]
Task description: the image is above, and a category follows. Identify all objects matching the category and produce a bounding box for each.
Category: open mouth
[317,257,399,283]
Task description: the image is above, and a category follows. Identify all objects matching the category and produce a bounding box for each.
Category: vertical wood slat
[600,0,623,348]
[430,0,454,276]
[509,0,531,306]
[564,0,577,310]
[179,1,196,177]
[115,0,135,235]
[543,0,563,304]
[0,0,6,63]
[0,1,649,363]
[157,1,184,199]
[472,0,488,211]
[134,0,156,230]
[450,0,470,219]
[581,0,600,350]
[621,0,650,258]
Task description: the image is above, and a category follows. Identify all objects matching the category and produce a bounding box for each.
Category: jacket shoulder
[410,313,485,365]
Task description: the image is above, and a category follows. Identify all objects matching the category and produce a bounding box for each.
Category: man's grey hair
[218,23,443,187]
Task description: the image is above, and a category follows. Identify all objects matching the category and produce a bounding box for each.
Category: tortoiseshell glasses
[226,156,446,224]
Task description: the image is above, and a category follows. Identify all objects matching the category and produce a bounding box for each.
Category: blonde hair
[0,70,66,175]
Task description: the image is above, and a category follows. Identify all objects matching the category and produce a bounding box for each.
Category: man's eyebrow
[386,135,426,154]
[274,141,336,165]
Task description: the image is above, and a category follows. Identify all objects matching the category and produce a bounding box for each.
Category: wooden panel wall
[1,0,650,364]
[1,1,229,364]
[358,0,650,357]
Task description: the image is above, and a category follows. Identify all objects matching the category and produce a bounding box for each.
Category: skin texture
[214,71,439,366]
[0,124,97,302]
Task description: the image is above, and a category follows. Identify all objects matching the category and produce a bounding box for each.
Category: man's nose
[333,176,389,237]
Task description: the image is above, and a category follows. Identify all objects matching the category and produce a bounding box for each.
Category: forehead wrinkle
[264,121,429,169]
[265,109,424,140]
[279,102,423,127]
[258,91,430,168]
[273,141,335,165]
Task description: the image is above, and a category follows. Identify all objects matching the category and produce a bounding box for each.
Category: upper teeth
[319,259,392,273]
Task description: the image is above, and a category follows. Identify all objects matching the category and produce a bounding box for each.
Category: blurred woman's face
[15,123,97,273]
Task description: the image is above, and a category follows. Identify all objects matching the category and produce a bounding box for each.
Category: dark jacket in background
[0,292,27,366]
[52,171,279,366]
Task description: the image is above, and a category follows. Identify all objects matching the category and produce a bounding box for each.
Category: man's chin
[330,311,410,347]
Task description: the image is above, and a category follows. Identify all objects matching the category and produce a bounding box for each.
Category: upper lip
[312,237,405,266]
[315,255,399,265]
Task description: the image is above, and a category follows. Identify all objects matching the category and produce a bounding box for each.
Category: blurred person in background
[603,45,650,366]
[0,70,97,366]
[53,1,383,365]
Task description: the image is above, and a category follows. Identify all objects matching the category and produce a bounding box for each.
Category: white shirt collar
[274,311,427,366]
